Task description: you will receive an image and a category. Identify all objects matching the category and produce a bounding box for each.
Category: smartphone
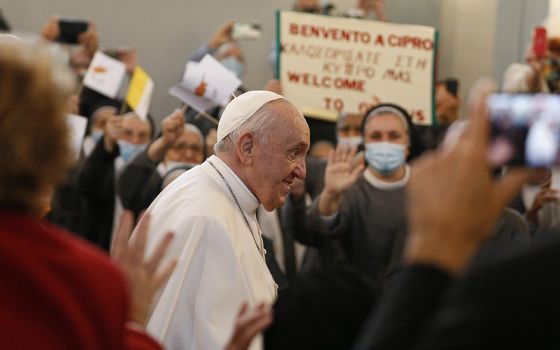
[533,26,547,59]
[231,22,262,40]
[488,94,560,167]
[57,18,89,44]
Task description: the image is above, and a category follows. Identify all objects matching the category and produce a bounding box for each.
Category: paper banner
[66,114,88,160]
[277,11,437,125]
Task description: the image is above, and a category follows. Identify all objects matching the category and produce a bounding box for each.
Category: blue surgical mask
[117,140,146,162]
[365,142,406,175]
[91,129,104,143]
[338,136,363,149]
[220,56,245,78]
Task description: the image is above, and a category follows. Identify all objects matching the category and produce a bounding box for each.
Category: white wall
[438,0,498,102]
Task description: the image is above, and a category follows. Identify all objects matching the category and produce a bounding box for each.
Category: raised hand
[209,21,235,50]
[147,109,185,162]
[41,16,60,41]
[76,22,99,57]
[111,211,177,325]
[524,46,546,92]
[225,302,273,350]
[526,178,559,224]
[161,109,185,146]
[404,79,531,274]
[318,145,365,216]
[103,114,122,152]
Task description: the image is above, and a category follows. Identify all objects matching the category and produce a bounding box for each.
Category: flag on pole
[83,51,126,99]
[126,66,154,120]
[66,114,88,161]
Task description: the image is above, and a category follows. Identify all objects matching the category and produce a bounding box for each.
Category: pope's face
[249,102,310,211]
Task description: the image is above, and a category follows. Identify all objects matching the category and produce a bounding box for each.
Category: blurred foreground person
[139,91,310,350]
[0,36,167,350]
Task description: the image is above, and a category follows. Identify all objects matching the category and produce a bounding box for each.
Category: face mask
[365,142,406,175]
[117,140,146,162]
[338,136,363,149]
[220,56,245,78]
[91,129,104,143]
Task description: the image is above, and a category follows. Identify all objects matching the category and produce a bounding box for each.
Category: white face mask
[117,140,146,162]
[365,142,406,175]
[338,136,363,149]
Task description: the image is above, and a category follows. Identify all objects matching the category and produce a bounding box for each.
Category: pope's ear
[236,132,255,165]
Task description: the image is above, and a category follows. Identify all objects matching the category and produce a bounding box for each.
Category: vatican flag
[126,66,154,120]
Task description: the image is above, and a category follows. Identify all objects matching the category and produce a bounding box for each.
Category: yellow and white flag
[126,66,154,120]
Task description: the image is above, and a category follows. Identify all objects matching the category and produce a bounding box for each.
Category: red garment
[0,212,162,350]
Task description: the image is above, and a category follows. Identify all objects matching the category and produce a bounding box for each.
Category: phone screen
[57,18,89,44]
[232,22,262,40]
[533,26,547,59]
[488,94,560,167]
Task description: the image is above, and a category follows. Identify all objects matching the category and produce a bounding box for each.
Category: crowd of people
[3,0,560,349]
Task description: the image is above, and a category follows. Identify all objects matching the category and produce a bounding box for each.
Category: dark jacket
[353,232,560,350]
[117,149,163,218]
[76,137,119,251]
[280,157,347,271]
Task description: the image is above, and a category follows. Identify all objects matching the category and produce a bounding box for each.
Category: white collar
[363,165,410,190]
[205,155,260,214]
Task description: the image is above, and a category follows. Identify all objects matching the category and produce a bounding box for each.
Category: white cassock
[140,155,277,350]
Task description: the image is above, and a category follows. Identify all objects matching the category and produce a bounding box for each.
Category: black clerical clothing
[117,149,163,218]
[76,137,119,250]
[354,234,560,350]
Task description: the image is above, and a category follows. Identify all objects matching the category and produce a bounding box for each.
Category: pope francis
[137,91,310,350]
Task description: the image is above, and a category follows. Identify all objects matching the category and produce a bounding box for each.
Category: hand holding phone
[532,26,547,59]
